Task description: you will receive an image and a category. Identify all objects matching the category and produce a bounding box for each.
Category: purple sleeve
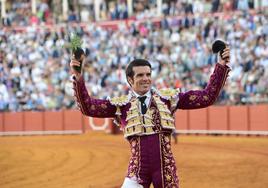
[177,63,231,109]
[72,76,117,118]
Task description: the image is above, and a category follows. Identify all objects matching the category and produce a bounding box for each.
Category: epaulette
[108,94,131,106]
[157,88,180,100]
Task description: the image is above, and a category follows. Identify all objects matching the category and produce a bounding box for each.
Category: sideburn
[127,77,134,87]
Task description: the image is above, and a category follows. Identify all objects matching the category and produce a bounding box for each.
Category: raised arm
[177,46,231,110]
[70,57,116,118]
[72,76,117,118]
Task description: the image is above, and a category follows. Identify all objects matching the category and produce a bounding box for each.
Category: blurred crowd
[0,2,268,112]
[2,0,268,26]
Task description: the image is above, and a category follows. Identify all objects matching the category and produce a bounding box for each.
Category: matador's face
[128,66,152,95]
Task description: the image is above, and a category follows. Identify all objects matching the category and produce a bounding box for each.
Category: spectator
[0,5,268,112]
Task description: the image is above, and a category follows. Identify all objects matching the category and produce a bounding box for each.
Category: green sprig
[70,34,82,51]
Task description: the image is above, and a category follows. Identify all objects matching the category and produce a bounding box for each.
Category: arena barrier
[0,105,267,136]
[175,105,268,135]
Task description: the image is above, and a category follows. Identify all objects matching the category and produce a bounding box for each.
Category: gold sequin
[159,88,179,98]
[110,95,129,105]
[165,159,170,163]
[164,136,170,142]
[90,105,96,110]
[166,175,171,181]
[189,95,197,101]
[101,104,107,109]
[124,94,176,138]
[203,95,209,100]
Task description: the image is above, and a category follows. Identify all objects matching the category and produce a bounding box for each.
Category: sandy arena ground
[0,132,268,188]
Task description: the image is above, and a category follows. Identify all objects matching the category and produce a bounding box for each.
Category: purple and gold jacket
[73,63,230,138]
[73,63,230,187]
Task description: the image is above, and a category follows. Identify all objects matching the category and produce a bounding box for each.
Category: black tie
[138,96,147,114]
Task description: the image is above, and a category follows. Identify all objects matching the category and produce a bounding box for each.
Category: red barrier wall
[0,105,268,135]
[189,108,208,130]
[44,111,63,131]
[4,112,24,132]
[208,106,228,130]
[0,113,3,132]
[249,105,268,131]
[229,106,249,131]
[64,110,83,131]
[24,111,43,131]
[175,110,188,130]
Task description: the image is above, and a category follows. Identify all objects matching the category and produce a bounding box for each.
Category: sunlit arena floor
[0,132,267,188]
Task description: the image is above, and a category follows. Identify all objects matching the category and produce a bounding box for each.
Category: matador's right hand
[70,54,84,79]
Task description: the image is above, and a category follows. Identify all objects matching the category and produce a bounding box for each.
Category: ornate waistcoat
[109,88,180,138]
[73,63,231,139]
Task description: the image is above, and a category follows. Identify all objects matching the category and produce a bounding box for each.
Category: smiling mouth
[141,84,150,87]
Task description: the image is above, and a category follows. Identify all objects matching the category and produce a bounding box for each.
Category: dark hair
[125,59,152,79]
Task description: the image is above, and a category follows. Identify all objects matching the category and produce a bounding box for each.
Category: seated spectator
[0,3,268,112]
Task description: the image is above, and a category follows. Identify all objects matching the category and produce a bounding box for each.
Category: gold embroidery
[166,174,171,181]
[203,95,209,100]
[189,95,197,101]
[113,119,120,127]
[159,88,179,99]
[164,136,170,142]
[101,104,107,109]
[90,105,96,110]
[126,101,139,117]
[145,127,154,133]
[155,96,176,130]
[161,134,179,186]
[144,118,152,125]
[165,159,170,163]
[115,106,121,116]
[126,113,139,121]
[124,94,176,138]
[127,137,141,180]
[110,95,129,105]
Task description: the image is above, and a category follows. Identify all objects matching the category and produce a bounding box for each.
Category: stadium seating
[0,1,268,112]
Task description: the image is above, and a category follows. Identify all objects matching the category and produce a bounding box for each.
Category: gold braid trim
[157,88,180,112]
[109,94,132,127]
[154,96,176,130]
[108,95,130,106]
[157,88,180,100]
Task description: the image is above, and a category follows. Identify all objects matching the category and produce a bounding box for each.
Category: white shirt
[132,90,151,113]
